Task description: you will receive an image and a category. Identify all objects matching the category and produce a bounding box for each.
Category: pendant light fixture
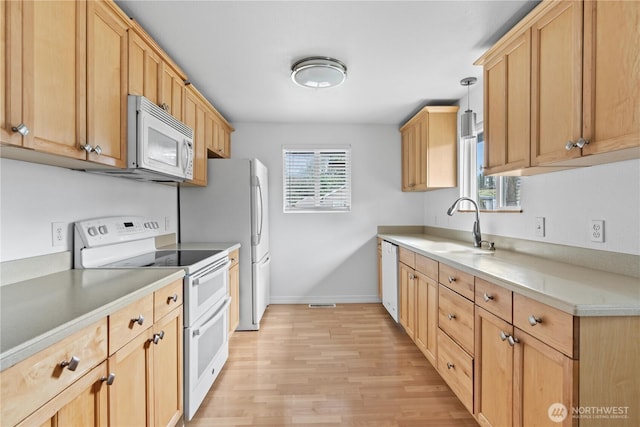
[460,77,477,139]
[291,57,347,89]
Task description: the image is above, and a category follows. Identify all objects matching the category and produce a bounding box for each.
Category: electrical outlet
[535,217,545,237]
[165,216,171,231]
[51,222,66,247]
[590,220,604,243]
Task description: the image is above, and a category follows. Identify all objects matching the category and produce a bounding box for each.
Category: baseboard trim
[269,295,382,305]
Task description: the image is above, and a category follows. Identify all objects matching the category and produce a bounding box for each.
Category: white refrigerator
[179,158,271,330]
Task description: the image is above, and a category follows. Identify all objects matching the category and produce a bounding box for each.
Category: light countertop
[0,268,184,371]
[379,233,640,317]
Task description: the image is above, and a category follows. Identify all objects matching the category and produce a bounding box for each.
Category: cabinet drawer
[437,329,473,414]
[154,279,183,322]
[109,294,154,355]
[438,263,474,300]
[0,319,108,426]
[398,247,415,268]
[415,254,438,280]
[475,278,513,323]
[438,285,475,355]
[513,293,576,358]
[229,248,240,268]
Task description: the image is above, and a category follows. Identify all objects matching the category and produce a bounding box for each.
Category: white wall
[231,123,423,303]
[0,158,178,262]
[423,83,640,256]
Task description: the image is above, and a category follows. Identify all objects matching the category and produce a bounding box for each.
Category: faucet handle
[480,240,496,251]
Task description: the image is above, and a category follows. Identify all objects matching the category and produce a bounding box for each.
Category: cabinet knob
[11,123,30,136]
[60,356,80,371]
[483,292,494,302]
[131,315,145,326]
[160,103,170,112]
[565,138,590,151]
[447,313,456,321]
[500,331,510,341]
[528,315,542,326]
[167,293,179,303]
[507,335,520,346]
[446,362,455,370]
[93,145,102,155]
[150,330,165,345]
[81,143,94,153]
[101,373,116,386]
[447,276,456,283]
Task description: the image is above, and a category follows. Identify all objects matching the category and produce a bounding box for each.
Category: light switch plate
[535,217,545,237]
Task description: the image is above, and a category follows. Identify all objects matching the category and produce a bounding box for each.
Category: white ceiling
[116,0,539,126]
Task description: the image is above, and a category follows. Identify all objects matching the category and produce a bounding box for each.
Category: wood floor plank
[188,304,477,426]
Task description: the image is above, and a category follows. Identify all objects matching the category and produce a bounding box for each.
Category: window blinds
[283,147,351,213]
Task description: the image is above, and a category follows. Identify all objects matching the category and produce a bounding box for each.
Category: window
[460,125,521,211]
[283,146,351,213]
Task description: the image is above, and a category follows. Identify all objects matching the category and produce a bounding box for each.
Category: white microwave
[85,95,194,182]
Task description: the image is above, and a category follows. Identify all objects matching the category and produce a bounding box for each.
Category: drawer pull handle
[447,313,456,320]
[446,362,455,370]
[483,292,494,302]
[528,315,542,326]
[131,315,145,326]
[150,330,165,345]
[60,356,80,371]
[101,373,116,386]
[447,276,456,283]
[168,293,179,303]
[507,335,520,346]
[500,331,510,341]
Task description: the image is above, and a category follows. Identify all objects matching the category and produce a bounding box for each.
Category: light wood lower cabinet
[0,279,184,427]
[399,261,416,339]
[228,248,240,335]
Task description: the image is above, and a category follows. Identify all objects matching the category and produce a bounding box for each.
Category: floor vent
[308,303,337,308]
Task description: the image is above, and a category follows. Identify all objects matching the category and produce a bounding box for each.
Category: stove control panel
[74,216,161,248]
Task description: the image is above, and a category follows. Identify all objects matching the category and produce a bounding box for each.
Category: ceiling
[116,0,539,126]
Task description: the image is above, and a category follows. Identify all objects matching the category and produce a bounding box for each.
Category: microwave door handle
[181,140,191,174]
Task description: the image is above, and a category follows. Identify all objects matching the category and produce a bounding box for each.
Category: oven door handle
[193,297,231,337]
[192,259,231,286]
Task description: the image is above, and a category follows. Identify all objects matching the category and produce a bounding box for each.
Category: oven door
[184,296,230,421]
[184,256,230,325]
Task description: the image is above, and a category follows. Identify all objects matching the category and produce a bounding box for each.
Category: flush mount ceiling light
[460,76,478,139]
[291,57,347,89]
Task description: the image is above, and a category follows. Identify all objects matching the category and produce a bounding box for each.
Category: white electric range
[74,216,231,421]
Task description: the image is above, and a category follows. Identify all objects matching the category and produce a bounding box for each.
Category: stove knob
[88,226,98,237]
[98,225,108,235]
[153,221,159,229]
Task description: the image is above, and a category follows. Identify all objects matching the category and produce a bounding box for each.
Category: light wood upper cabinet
[128,30,161,104]
[400,106,459,191]
[483,30,531,174]
[1,0,129,168]
[183,85,208,186]
[581,0,640,157]
[530,0,583,167]
[2,0,86,157]
[159,64,186,122]
[477,0,640,175]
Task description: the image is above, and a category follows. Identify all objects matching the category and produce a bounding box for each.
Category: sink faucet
[446,197,494,249]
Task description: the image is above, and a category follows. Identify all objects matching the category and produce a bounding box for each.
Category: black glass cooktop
[102,249,224,268]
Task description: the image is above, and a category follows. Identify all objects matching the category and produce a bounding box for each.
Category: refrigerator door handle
[253,176,264,246]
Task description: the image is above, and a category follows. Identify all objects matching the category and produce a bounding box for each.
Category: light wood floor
[188,304,478,427]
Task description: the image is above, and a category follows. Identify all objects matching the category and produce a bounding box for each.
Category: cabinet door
[414,271,437,366]
[530,0,583,166]
[398,262,414,337]
[184,86,207,186]
[86,0,128,168]
[475,307,514,427]
[159,64,185,122]
[513,328,576,427]
[108,328,154,427]
[128,30,161,104]
[582,0,640,156]
[153,308,183,427]
[401,121,424,191]
[229,261,240,334]
[483,30,531,174]
[424,109,457,188]
[18,0,87,158]
[17,361,109,427]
